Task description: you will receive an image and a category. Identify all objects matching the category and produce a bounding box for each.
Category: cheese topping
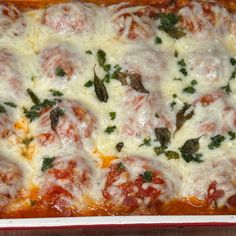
[0,0,236,216]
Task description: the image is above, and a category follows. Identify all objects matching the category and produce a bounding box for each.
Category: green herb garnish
[141,170,153,182]
[4,102,17,108]
[208,135,225,150]
[105,125,116,134]
[139,138,151,147]
[97,49,106,67]
[55,66,66,77]
[155,36,162,44]
[41,156,55,172]
[228,131,236,140]
[109,112,116,120]
[84,80,94,87]
[49,89,63,97]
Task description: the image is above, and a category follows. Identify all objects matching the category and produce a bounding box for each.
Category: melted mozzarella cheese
[0,0,235,215]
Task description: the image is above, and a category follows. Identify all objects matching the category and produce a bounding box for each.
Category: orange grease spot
[93,148,118,168]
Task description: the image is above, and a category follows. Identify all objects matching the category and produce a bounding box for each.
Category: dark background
[1,227,236,236]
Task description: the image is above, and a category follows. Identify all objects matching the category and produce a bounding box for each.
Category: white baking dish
[1,215,236,229]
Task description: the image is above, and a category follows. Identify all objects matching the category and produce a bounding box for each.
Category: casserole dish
[0,0,236,228]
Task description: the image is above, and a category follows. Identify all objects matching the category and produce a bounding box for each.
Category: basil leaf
[117,72,149,94]
[176,104,194,132]
[94,69,108,102]
[179,138,200,155]
[50,108,65,132]
[155,127,171,147]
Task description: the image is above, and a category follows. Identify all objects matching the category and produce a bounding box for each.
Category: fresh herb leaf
[165,151,180,160]
[139,138,151,147]
[117,162,125,170]
[103,64,111,72]
[208,135,225,150]
[141,170,153,182]
[0,105,6,113]
[154,146,166,155]
[191,80,197,85]
[22,137,34,146]
[230,68,236,80]
[94,69,108,102]
[157,13,186,39]
[49,89,63,97]
[178,59,186,67]
[23,108,39,121]
[174,50,178,57]
[179,67,188,76]
[155,36,162,44]
[85,50,92,55]
[41,156,55,172]
[230,58,236,66]
[84,80,94,87]
[228,131,236,140]
[50,108,65,132]
[4,102,17,108]
[109,112,116,120]
[55,66,66,77]
[27,89,40,104]
[221,83,231,94]
[116,142,124,152]
[179,138,200,155]
[117,72,149,94]
[183,86,196,94]
[176,104,194,132]
[97,49,106,67]
[170,101,176,109]
[30,200,36,206]
[181,153,203,163]
[105,125,116,134]
[154,127,171,148]
[173,77,182,81]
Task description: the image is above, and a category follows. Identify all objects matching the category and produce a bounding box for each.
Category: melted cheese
[0,0,235,216]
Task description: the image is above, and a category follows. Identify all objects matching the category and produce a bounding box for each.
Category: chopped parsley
[155,36,162,44]
[4,102,17,108]
[173,77,182,81]
[85,50,93,55]
[174,50,178,57]
[230,68,236,80]
[154,146,166,156]
[22,137,34,146]
[157,13,186,39]
[140,170,153,182]
[165,151,180,160]
[208,135,225,150]
[183,80,197,94]
[179,67,188,76]
[117,162,125,170]
[170,101,176,109]
[0,105,6,113]
[109,112,116,120]
[41,156,55,172]
[116,142,124,152]
[228,131,236,140]
[178,59,186,67]
[84,80,94,87]
[220,82,231,94]
[104,125,116,134]
[49,89,63,97]
[230,57,236,66]
[55,66,66,77]
[24,99,57,122]
[139,138,151,147]
[27,88,40,104]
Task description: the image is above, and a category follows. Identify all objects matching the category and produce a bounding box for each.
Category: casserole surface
[0,0,236,218]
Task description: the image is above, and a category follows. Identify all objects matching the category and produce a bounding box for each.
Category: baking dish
[0,0,236,228]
